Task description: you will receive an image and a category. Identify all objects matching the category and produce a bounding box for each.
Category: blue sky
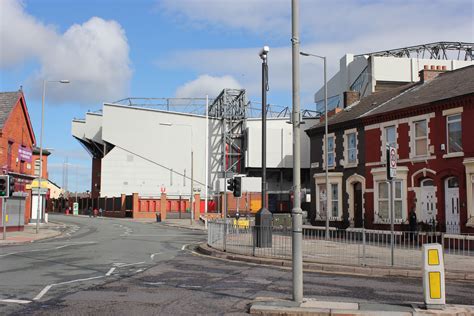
[1,0,472,192]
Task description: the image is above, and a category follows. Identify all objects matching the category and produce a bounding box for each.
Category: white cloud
[175,74,242,98]
[0,0,132,105]
[157,0,473,105]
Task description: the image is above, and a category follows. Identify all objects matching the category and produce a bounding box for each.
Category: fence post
[362,228,366,266]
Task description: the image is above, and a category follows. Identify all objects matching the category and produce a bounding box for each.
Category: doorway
[353,182,363,228]
[420,179,437,223]
[445,177,460,234]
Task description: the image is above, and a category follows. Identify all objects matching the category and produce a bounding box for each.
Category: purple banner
[19,146,32,162]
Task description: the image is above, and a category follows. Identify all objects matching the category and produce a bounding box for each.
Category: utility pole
[291,0,303,304]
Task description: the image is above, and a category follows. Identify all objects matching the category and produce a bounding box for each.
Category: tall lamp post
[255,45,272,248]
[300,51,330,239]
[37,79,69,234]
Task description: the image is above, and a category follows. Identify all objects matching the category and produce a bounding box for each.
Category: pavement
[0,221,65,246]
[249,297,474,315]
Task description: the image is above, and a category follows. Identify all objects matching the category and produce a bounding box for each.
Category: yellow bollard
[422,243,445,309]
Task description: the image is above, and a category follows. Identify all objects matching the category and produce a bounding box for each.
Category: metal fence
[207,222,474,271]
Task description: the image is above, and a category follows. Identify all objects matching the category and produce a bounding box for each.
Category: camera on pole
[0,175,9,197]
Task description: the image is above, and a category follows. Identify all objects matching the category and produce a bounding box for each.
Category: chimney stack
[343,90,360,108]
[419,64,447,83]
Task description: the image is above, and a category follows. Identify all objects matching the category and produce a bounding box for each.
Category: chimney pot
[436,65,442,70]
[442,65,447,70]
[424,65,429,70]
[430,65,436,70]
[343,90,360,108]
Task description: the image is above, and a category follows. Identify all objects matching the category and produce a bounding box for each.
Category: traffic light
[9,176,15,197]
[233,177,242,197]
[227,178,234,192]
[0,175,9,197]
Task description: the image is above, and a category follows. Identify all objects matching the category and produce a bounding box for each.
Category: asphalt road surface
[1,215,473,315]
[0,214,205,315]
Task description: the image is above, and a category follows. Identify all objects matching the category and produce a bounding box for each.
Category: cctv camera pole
[255,45,272,248]
[291,0,303,304]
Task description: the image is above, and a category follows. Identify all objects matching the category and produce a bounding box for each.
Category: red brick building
[0,90,36,231]
[306,65,474,234]
[362,66,474,234]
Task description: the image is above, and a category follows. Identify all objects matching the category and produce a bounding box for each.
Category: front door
[353,182,363,228]
[420,179,437,223]
[445,177,460,234]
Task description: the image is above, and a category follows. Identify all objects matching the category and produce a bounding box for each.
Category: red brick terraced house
[306,65,474,234]
[0,90,37,232]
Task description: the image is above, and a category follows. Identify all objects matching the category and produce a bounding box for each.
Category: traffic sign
[387,145,397,180]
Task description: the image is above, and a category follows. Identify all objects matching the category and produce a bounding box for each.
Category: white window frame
[314,172,343,221]
[413,119,429,157]
[371,166,408,224]
[446,113,462,154]
[322,132,336,169]
[343,128,358,168]
[34,159,41,176]
[380,123,398,162]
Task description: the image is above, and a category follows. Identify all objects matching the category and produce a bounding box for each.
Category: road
[1,215,473,315]
[0,214,205,315]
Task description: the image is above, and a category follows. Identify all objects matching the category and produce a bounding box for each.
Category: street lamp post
[300,51,329,239]
[37,79,69,234]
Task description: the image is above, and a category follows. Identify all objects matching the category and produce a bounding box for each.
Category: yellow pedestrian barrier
[233,218,250,229]
[422,243,445,309]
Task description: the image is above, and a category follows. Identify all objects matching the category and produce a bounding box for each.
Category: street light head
[59,80,70,84]
[300,51,310,56]
[259,45,270,59]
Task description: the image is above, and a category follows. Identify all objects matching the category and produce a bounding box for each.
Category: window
[447,114,462,153]
[413,120,428,156]
[347,132,357,163]
[377,180,403,221]
[34,159,41,176]
[385,126,396,148]
[331,183,338,218]
[327,136,335,167]
[314,174,343,220]
[7,141,13,169]
[378,182,389,219]
[318,184,326,219]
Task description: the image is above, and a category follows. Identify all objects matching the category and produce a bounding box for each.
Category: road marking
[0,299,32,304]
[143,282,165,286]
[105,267,116,276]
[33,285,53,301]
[150,252,162,260]
[114,261,146,268]
[135,269,144,273]
[179,285,202,289]
[0,242,97,258]
[54,276,104,286]
[181,244,187,251]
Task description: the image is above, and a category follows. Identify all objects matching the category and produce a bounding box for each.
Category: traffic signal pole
[2,199,5,240]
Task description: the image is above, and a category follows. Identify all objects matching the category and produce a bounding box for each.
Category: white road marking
[0,299,32,304]
[181,244,187,251]
[105,267,116,276]
[179,285,202,289]
[0,242,97,258]
[114,261,146,268]
[135,269,144,273]
[33,285,53,301]
[150,252,162,260]
[143,282,164,286]
[54,276,104,286]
